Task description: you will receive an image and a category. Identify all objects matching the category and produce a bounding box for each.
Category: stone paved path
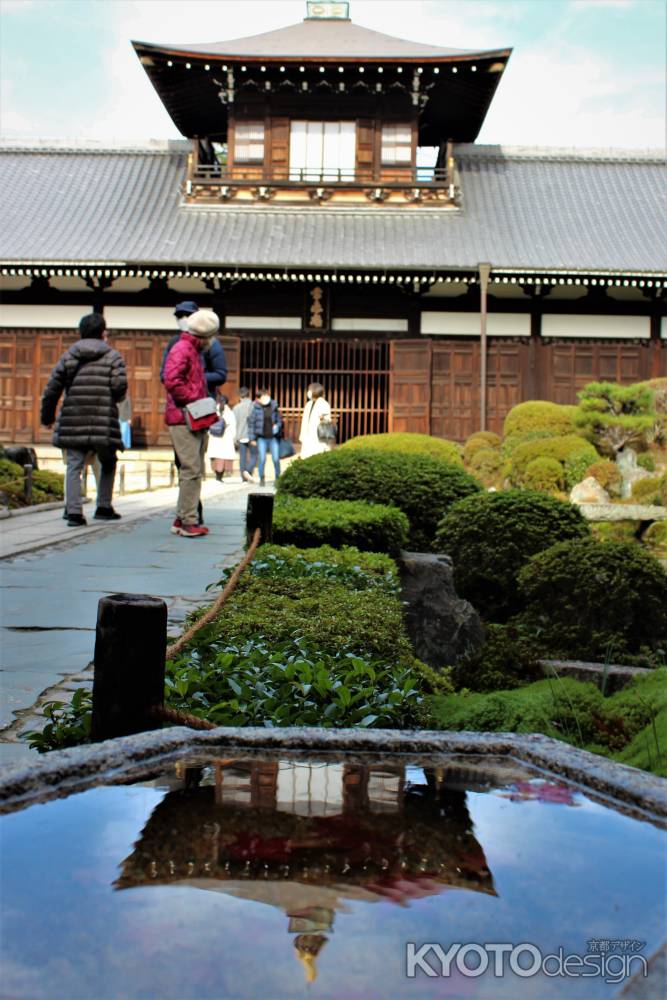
[0,481,254,768]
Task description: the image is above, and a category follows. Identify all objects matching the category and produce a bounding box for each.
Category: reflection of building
[1,2,664,447]
[117,759,497,982]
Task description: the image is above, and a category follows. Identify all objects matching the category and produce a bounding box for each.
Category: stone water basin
[0,728,665,999]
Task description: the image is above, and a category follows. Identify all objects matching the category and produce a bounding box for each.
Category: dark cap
[173,301,199,316]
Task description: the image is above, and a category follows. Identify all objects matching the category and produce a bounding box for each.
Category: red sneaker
[178,523,209,537]
[171,518,182,534]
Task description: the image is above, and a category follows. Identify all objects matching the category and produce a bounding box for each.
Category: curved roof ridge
[0,137,191,154]
[133,18,507,60]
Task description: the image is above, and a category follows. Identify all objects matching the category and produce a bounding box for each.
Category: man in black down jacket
[41,313,128,527]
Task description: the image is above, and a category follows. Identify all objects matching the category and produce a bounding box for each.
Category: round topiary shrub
[341,432,463,466]
[637,452,656,472]
[517,538,667,660]
[450,624,543,692]
[468,447,504,487]
[503,401,578,440]
[435,490,591,621]
[585,459,622,496]
[463,431,501,465]
[523,456,564,492]
[631,473,667,505]
[510,435,599,489]
[277,448,482,551]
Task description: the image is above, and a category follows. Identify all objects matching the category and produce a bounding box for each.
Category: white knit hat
[187,309,220,338]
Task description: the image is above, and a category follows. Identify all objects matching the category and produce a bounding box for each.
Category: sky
[0,0,665,149]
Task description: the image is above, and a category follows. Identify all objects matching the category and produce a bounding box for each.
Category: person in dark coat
[40,313,127,526]
[248,387,283,486]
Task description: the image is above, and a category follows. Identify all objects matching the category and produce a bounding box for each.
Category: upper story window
[381,125,413,165]
[234,122,265,163]
[289,121,356,181]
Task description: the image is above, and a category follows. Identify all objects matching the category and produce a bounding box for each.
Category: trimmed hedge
[468,447,504,487]
[510,434,599,489]
[503,401,578,440]
[341,432,463,467]
[272,495,409,555]
[0,459,65,507]
[463,431,501,465]
[224,543,400,595]
[277,448,482,551]
[517,538,667,661]
[631,473,667,505]
[585,459,622,495]
[435,490,591,621]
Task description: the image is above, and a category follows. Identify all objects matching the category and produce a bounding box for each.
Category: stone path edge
[0,726,664,826]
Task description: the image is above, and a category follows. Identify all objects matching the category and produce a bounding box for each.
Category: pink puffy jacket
[163,333,208,426]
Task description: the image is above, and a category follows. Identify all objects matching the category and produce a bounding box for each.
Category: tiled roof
[0,140,665,274]
[133,19,500,60]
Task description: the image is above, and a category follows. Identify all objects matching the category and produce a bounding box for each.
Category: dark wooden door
[388,340,431,434]
[544,340,651,404]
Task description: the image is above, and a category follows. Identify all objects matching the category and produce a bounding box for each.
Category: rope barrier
[165,526,261,661]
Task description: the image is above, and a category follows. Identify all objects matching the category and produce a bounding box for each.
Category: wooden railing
[191,164,451,188]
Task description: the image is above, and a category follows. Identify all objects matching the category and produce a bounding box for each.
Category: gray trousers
[65,448,116,515]
[169,425,208,525]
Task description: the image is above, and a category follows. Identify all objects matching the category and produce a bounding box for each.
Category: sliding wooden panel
[388,340,431,434]
[544,340,650,404]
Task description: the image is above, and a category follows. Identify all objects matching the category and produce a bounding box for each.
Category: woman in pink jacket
[163,309,220,537]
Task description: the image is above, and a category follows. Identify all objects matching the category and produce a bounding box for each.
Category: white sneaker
[242,471,258,484]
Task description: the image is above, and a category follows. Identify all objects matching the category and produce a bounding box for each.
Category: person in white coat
[299,382,333,459]
[207,392,237,480]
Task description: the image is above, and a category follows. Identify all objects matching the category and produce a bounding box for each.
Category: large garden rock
[570,477,609,504]
[398,552,483,669]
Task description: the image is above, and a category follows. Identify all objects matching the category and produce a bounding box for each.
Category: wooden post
[478,262,491,432]
[23,464,33,504]
[91,593,167,741]
[119,465,125,496]
[246,492,273,547]
[169,461,175,487]
[146,462,152,490]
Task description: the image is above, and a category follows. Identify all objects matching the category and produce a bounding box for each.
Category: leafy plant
[468,447,505,487]
[630,472,667,505]
[503,401,578,440]
[165,636,424,730]
[272,495,409,555]
[435,490,591,621]
[585,459,622,496]
[522,456,564,492]
[463,431,502,465]
[22,688,92,751]
[277,448,482,552]
[449,623,543,692]
[509,435,599,489]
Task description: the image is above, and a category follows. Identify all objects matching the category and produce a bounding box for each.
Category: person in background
[233,386,257,483]
[249,386,283,487]
[41,313,127,527]
[161,301,227,525]
[206,391,237,481]
[163,309,220,537]
[299,381,333,459]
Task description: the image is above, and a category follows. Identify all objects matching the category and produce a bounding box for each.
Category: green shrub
[590,520,640,543]
[637,452,656,472]
[219,543,400,595]
[272,495,408,555]
[503,401,578,440]
[523,456,563,492]
[643,521,667,557]
[463,432,501,465]
[585,459,622,495]
[450,624,543,692]
[517,538,667,660]
[0,459,64,507]
[277,449,482,552]
[341,432,463,467]
[631,473,667,505]
[468,447,504,486]
[575,381,658,458]
[435,490,590,622]
[510,434,599,489]
[426,671,667,774]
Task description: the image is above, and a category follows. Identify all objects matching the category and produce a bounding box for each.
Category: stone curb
[1,726,665,825]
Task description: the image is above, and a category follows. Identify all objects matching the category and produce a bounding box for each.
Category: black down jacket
[40,339,128,451]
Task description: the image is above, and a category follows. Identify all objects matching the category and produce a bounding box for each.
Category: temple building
[1,1,665,446]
